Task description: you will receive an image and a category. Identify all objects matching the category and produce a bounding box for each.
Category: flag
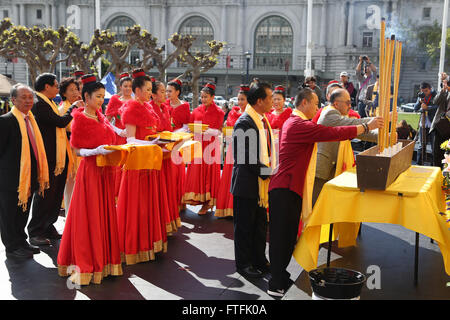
[100,72,117,100]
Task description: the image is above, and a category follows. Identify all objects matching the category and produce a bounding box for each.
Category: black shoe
[267,287,286,298]
[256,262,271,274]
[23,243,40,254]
[29,236,51,246]
[237,266,263,279]
[46,228,62,240]
[6,248,33,259]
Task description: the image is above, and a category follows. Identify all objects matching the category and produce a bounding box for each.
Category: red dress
[266,108,293,129]
[182,103,224,208]
[150,100,181,234]
[168,101,191,210]
[105,94,128,198]
[57,107,122,285]
[116,100,166,265]
[215,106,243,217]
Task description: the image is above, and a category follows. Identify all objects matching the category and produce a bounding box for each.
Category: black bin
[309,267,366,300]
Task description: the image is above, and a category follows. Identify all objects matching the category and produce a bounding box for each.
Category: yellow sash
[245,104,277,208]
[292,109,317,226]
[11,107,49,211]
[36,92,74,177]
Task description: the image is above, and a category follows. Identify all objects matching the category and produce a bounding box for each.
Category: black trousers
[0,191,32,252]
[233,196,268,270]
[28,161,68,238]
[433,130,447,168]
[268,188,302,290]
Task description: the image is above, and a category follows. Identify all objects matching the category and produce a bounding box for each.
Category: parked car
[400,103,415,113]
[214,96,228,107]
[229,96,238,107]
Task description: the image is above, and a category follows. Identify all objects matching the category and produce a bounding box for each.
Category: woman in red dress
[215,85,249,218]
[266,85,292,130]
[116,69,166,265]
[166,79,191,213]
[57,74,122,286]
[182,83,224,215]
[150,81,181,234]
[105,73,133,197]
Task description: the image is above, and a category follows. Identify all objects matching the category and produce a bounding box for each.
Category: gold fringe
[214,208,234,218]
[182,192,216,206]
[166,218,182,233]
[58,263,123,286]
[121,240,168,265]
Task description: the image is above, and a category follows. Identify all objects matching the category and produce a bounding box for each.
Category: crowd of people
[0,61,448,297]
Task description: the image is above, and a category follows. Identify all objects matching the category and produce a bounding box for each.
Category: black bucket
[309,267,366,300]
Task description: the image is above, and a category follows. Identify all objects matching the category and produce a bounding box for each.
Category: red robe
[116,99,167,265]
[312,107,361,124]
[57,107,122,285]
[215,106,243,217]
[183,103,225,208]
[168,100,191,130]
[105,94,127,144]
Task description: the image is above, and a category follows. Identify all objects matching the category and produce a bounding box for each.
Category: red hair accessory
[204,83,216,91]
[120,72,130,79]
[150,77,156,82]
[240,85,250,92]
[81,74,97,85]
[73,70,85,77]
[328,80,340,86]
[274,86,285,92]
[132,69,146,79]
[170,79,182,86]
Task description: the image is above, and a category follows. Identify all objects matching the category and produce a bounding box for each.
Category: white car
[214,96,228,107]
[229,97,238,107]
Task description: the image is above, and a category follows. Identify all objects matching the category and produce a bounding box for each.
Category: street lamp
[244,51,251,84]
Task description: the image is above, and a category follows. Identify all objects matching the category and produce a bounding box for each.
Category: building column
[301,4,307,46]
[320,1,327,47]
[346,1,354,47]
[339,2,346,46]
[12,4,19,25]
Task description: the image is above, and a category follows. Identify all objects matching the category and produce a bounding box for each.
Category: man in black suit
[0,85,42,259]
[230,82,273,278]
[29,73,75,246]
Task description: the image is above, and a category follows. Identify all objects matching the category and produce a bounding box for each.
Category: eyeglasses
[335,100,352,106]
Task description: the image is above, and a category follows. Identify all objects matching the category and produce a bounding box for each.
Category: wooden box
[356,139,415,191]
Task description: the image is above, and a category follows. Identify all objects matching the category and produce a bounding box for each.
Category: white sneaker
[267,288,285,298]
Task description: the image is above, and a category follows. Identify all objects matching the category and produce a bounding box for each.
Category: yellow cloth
[245,104,277,208]
[293,166,450,275]
[58,100,73,132]
[146,131,202,163]
[11,107,49,211]
[58,100,80,179]
[35,92,74,177]
[292,109,317,226]
[98,144,163,170]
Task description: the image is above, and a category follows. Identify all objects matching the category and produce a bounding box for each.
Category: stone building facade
[0,0,448,102]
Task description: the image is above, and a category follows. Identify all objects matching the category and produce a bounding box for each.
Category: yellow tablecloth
[293,165,450,275]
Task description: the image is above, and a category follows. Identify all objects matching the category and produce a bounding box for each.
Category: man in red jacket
[266,88,383,297]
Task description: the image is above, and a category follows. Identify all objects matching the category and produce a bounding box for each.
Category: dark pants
[358,101,367,118]
[29,161,67,238]
[0,192,32,252]
[233,196,268,270]
[268,188,302,290]
[433,129,447,168]
[416,127,434,165]
[312,177,328,207]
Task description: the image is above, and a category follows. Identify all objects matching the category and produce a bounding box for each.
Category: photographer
[414,82,438,165]
[430,74,450,167]
[356,55,377,118]
[305,76,325,106]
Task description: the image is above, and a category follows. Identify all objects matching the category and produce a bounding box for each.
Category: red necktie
[25,115,39,167]
[262,117,272,158]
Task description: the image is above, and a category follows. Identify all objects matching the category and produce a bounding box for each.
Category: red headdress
[132,69,146,79]
[81,74,97,85]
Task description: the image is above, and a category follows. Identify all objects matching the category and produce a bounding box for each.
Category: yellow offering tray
[146,131,194,143]
[188,123,209,132]
[222,126,234,137]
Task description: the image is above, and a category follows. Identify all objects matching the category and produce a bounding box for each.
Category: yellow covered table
[293,165,450,279]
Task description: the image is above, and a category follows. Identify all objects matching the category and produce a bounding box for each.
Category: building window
[36,9,42,20]
[362,32,373,48]
[178,16,214,54]
[106,16,136,43]
[3,10,8,18]
[423,7,431,20]
[254,15,293,71]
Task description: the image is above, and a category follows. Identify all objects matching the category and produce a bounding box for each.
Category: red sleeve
[105,95,123,117]
[312,108,323,124]
[290,118,358,144]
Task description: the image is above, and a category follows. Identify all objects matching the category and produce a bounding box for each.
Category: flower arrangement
[439,140,450,225]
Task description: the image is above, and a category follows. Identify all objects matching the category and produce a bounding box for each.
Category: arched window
[254,16,293,70]
[179,16,214,53]
[106,16,135,43]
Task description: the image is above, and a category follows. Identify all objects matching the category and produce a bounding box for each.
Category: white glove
[111,124,127,137]
[79,145,113,157]
[126,136,160,145]
[204,128,220,136]
[174,124,189,133]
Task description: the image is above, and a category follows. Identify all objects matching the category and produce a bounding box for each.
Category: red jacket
[269,115,357,197]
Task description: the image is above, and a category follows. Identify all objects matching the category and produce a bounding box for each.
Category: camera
[418,91,426,99]
[361,56,368,61]
[299,82,309,90]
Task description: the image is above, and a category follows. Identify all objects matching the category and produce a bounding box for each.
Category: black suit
[0,112,38,252]
[230,112,271,270]
[29,95,73,238]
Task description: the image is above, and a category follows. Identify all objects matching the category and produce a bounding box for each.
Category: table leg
[414,232,419,286]
[327,224,334,268]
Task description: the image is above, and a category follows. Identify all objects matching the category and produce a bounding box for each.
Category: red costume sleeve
[105,95,123,117]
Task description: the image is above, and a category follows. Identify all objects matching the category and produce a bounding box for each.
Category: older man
[356,56,377,118]
[0,85,48,259]
[312,88,380,205]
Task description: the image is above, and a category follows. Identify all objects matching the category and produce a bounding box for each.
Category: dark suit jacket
[230,112,271,199]
[0,112,38,192]
[31,95,73,168]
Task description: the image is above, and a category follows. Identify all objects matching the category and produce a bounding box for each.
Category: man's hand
[421,103,428,110]
[367,116,384,130]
